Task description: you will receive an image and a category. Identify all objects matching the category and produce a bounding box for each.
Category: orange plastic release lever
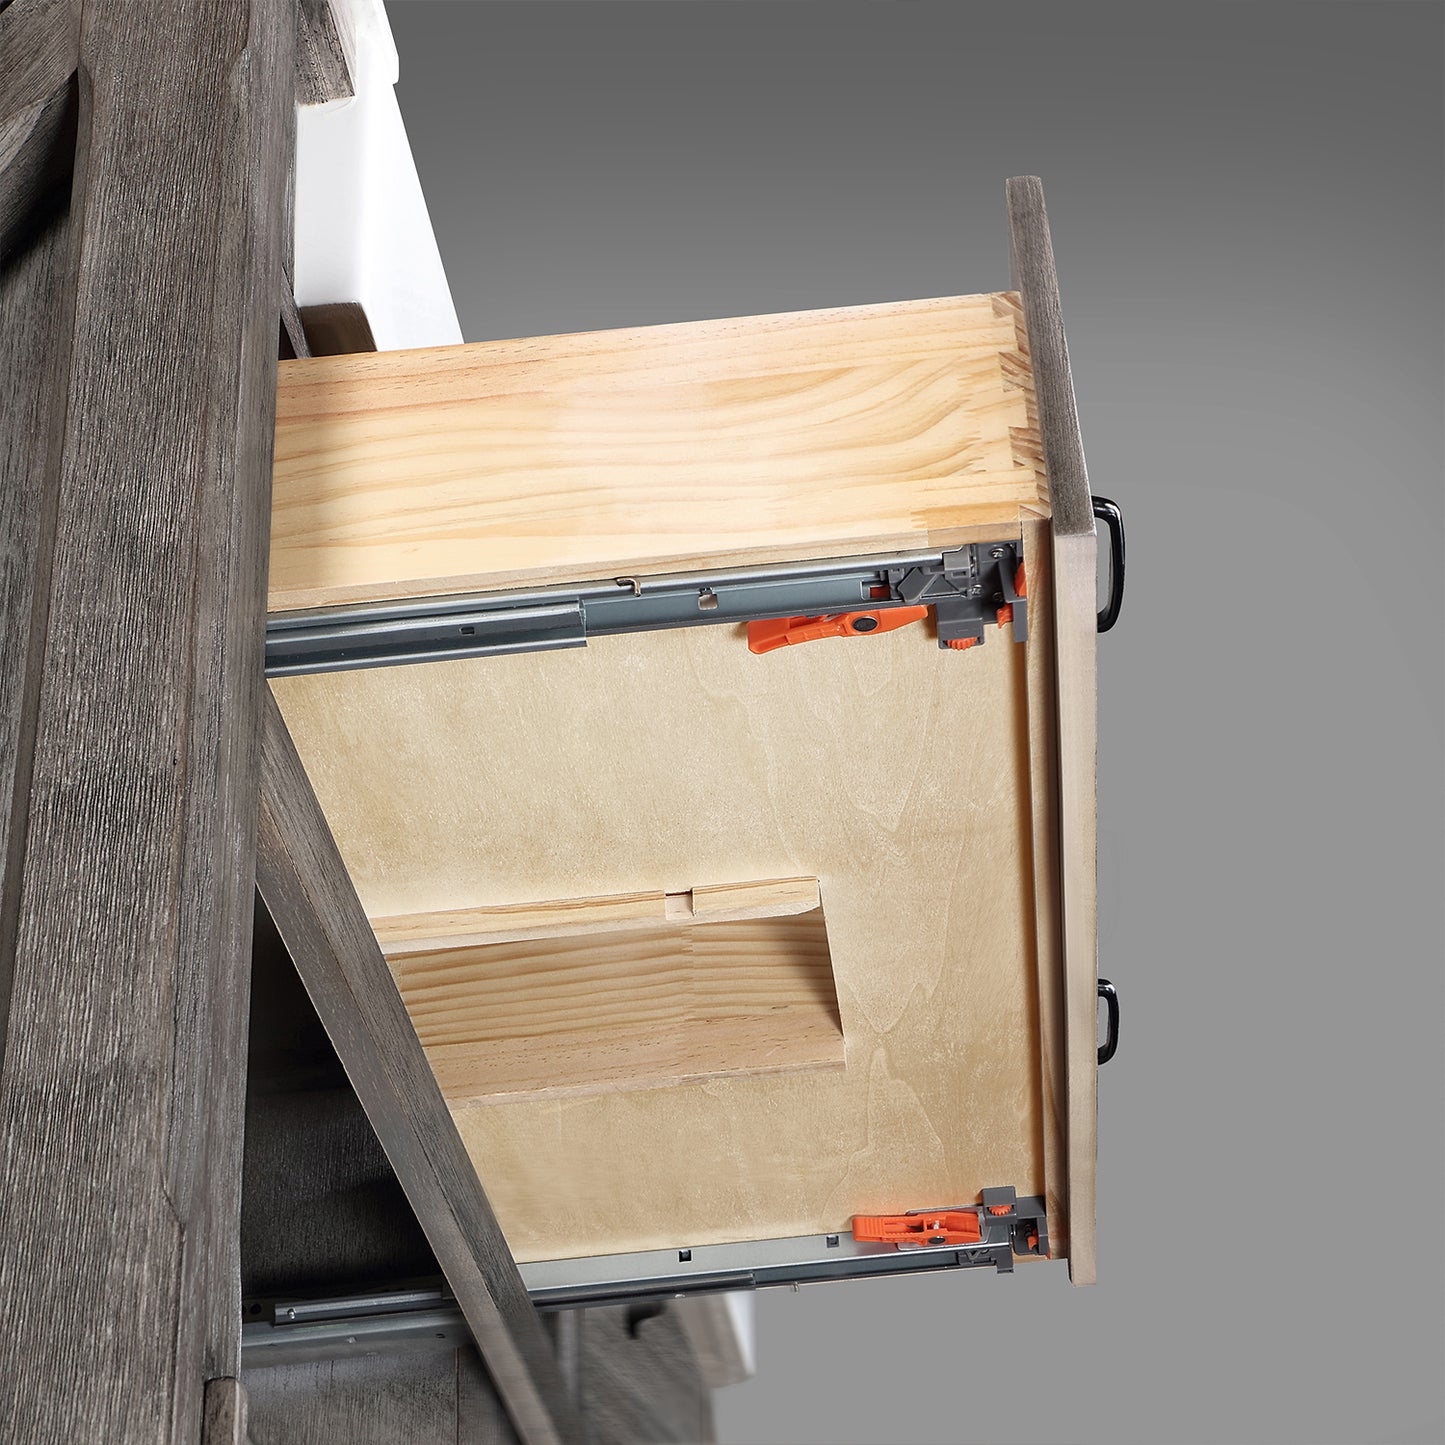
[850,1209,983,1248]
[746,607,928,655]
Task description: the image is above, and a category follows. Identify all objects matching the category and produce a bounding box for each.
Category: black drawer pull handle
[1093,497,1125,633]
[1097,978,1120,1065]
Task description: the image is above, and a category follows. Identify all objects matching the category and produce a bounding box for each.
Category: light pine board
[1050,530,1099,1285]
[388,902,845,1106]
[273,614,1056,1264]
[269,292,1047,611]
[374,875,822,955]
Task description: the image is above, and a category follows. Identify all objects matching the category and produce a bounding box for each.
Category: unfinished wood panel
[1050,532,1099,1285]
[268,292,1048,611]
[0,3,292,1438]
[274,612,1049,1264]
[387,888,844,1106]
[1009,176,1099,1284]
[1020,516,1069,1261]
[257,695,578,1445]
[375,875,820,954]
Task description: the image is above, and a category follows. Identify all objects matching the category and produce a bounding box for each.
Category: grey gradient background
[385,4,1445,1442]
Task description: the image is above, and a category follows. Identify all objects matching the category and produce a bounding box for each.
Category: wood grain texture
[574,1307,715,1445]
[0,0,78,260]
[1020,517,1069,1260]
[1050,532,1099,1286]
[1008,176,1099,1282]
[375,876,820,954]
[244,1316,711,1445]
[202,1377,249,1445]
[0,2,292,1438]
[295,0,356,107]
[280,282,310,361]
[247,1351,462,1445]
[389,900,845,1106]
[273,615,1052,1265]
[1007,177,1092,537]
[257,692,578,1445]
[0,75,76,262]
[268,292,1047,611]
[0,0,79,132]
[0,199,71,1064]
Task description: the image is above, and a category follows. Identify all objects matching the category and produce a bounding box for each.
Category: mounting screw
[989,546,1007,559]
[968,585,983,597]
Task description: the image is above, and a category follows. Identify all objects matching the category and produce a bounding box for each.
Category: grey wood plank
[202,1376,251,1445]
[0,75,76,261]
[0,169,71,1077]
[177,0,298,1391]
[256,692,580,1445]
[247,1352,460,1445]
[0,1,293,1437]
[245,1315,713,1445]
[296,0,357,106]
[0,0,78,132]
[281,282,312,359]
[0,0,77,256]
[459,1345,525,1444]
[1006,175,1094,537]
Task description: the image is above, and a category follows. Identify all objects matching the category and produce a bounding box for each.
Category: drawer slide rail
[264,541,1027,678]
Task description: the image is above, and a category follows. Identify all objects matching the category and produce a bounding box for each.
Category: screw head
[989,546,1007,559]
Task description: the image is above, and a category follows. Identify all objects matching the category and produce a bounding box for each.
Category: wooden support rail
[257,692,580,1445]
[0,0,294,1435]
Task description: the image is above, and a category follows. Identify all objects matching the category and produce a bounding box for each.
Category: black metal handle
[1093,497,1125,633]
[1097,978,1119,1065]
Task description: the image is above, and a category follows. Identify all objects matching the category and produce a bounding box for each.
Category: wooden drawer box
[263,178,1103,1292]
